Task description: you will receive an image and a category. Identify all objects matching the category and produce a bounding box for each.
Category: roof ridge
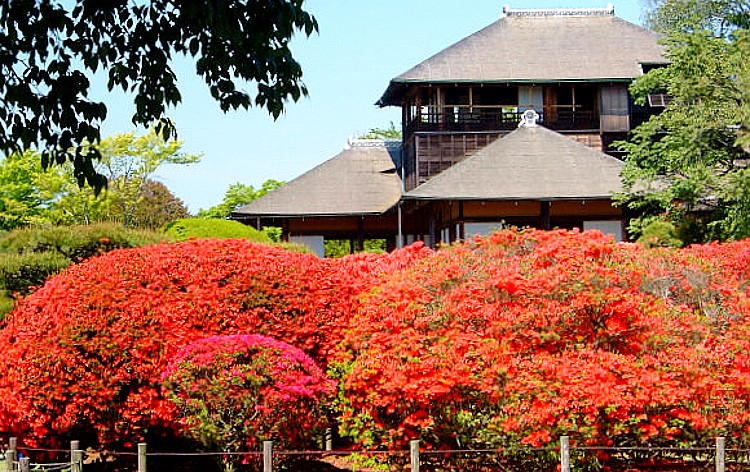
[502,4,615,17]
[346,138,401,150]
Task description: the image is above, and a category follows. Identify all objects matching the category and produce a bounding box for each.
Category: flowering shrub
[3,228,750,471]
[0,238,430,448]
[162,334,334,469]
[334,229,750,461]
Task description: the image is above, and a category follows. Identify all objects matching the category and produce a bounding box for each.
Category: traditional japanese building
[233,5,668,255]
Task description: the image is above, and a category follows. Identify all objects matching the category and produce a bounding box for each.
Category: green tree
[131,180,190,229]
[645,0,750,35]
[0,131,198,229]
[324,239,387,258]
[53,130,201,226]
[618,2,750,242]
[0,151,68,231]
[0,1,317,189]
[198,180,284,219]
[360,122,402,140]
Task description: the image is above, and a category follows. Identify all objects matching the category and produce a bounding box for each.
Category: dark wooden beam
[540,201,551,230]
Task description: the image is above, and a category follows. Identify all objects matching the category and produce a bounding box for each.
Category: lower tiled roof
[405,125,624,201]
[232,141,402,218]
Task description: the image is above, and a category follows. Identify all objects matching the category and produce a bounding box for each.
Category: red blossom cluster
[1,230,750,466]
[0,238,429,448]
[335,229,750,452]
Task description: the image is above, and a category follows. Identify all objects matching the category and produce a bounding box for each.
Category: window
[648,93,671,107]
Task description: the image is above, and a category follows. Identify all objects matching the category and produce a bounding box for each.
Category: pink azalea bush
[161,334,334,468]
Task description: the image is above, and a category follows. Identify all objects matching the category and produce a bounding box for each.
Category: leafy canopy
[0,1,317,190]
[618,0,750,242]
[0,130,198,229]
[198,180,284,219]
[644,0,750,35]
[0,150,69,231]
[359,122,402,141]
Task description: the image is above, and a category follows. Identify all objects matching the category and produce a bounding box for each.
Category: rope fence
[3,436,750,471]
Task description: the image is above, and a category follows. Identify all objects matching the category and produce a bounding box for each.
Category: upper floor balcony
[404,104,599,135]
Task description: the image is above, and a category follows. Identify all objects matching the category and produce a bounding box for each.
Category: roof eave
[231,207,400,220]
[401,195,618,202]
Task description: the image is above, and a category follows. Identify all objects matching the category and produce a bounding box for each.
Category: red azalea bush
[0,238,430,448]
[161,334,334,469]
[3,228,750,470]
[334,229,750,459]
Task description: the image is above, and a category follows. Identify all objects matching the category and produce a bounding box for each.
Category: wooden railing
[2,436,741,472]
[405,105,599,133]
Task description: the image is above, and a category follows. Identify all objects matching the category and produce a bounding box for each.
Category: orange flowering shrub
[334,229,750,457]
[2,229,750,470]
[0,238,429,448]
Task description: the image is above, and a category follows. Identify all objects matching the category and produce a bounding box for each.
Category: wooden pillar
[716,437,725,472]
[540,201,551,230]
[402,102,409,137]
[458,201,465,240]
[281,220,290,242]
[428,213,437,248]
[357,217,365,252]
[397,202,404,249]
[448,201,457,244]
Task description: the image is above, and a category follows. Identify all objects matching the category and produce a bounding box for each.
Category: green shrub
[637,219,684,248]
[0,223,170,262]
[0,252,70,296]
[0,291,15,321]
[164,218,272,243]
[0,223,169,319]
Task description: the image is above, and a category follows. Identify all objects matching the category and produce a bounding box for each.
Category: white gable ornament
[519,109,540,128]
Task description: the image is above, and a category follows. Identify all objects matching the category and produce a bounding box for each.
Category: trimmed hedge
[0,223,169,262]
[164,218,310,253]
[0,252,70,295]
[0,223,169,319]
[164,218,272,243]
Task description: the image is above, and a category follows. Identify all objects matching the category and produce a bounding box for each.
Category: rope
[29,462,72,472]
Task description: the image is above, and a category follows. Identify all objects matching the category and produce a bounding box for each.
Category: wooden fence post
[6,437,17,472]
[18,458,28,472]
[560,436,570,472]
[410,440,420,472]
[75,449,84,472]
[716,437,725,472]
[70,440,80,472]
[263,441,273,472]
[137,443,147,472]
[325,428,332,451]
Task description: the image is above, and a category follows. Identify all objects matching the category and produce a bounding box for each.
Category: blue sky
[92,0,649,212]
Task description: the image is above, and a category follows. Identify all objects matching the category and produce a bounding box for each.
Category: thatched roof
[404,123,624,201]
[232,141,402,218]
[379,7,666,105]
